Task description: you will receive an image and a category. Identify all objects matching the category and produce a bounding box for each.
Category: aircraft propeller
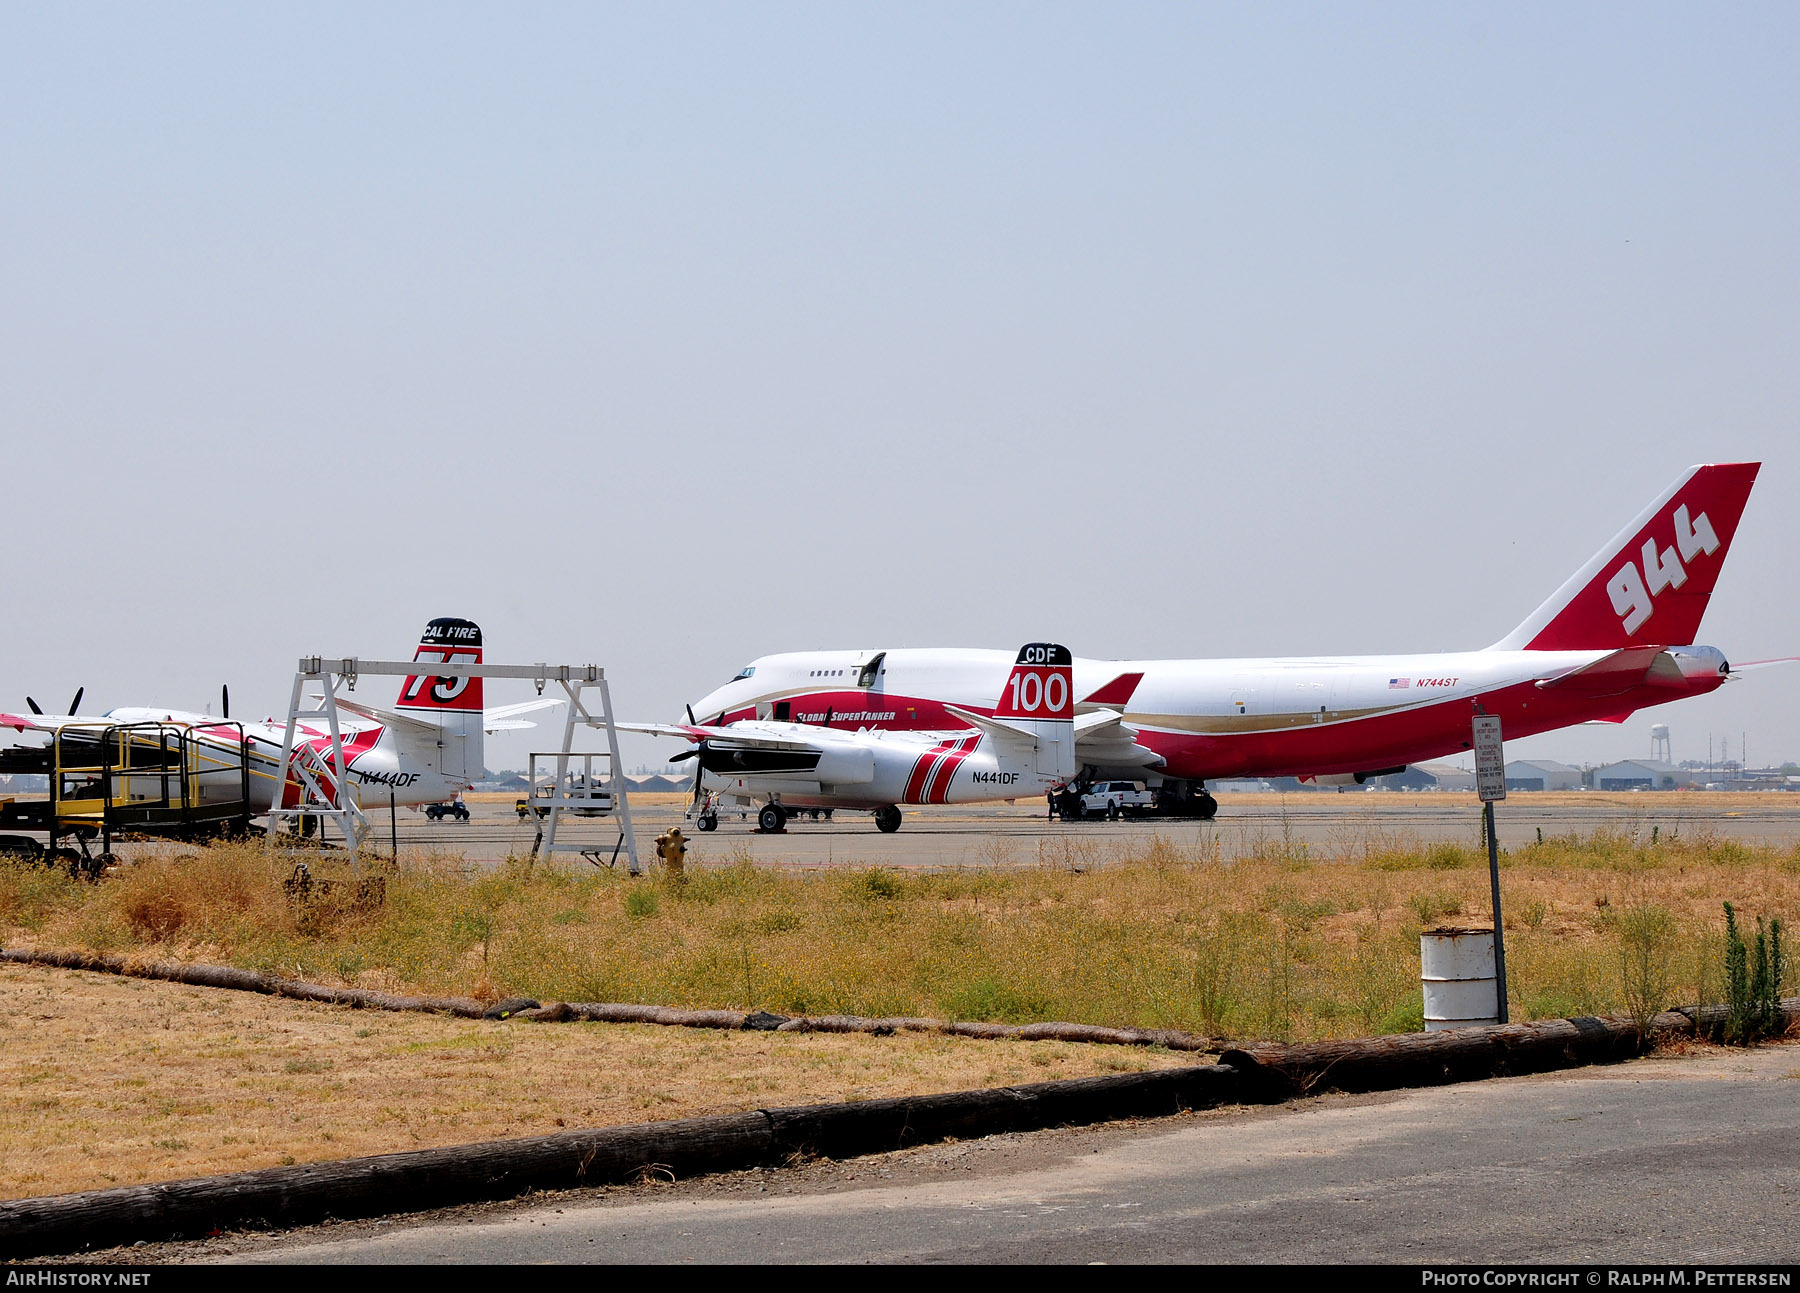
[674,705,709,814]
[221,684,230,719]
[24,688,82,716]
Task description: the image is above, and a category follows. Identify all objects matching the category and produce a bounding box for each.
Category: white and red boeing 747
[678,463,1785,820]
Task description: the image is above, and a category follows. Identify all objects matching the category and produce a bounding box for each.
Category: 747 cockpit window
[731,666,756,681]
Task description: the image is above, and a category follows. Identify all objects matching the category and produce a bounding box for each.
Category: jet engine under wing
[1072,709,1165,770]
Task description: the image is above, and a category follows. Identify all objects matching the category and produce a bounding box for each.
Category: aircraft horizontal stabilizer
[335,699,443,737]
[942,704,1039,745]
[482,698,562,734]
[1531,646,1673,694]
[1072,709,1166,769]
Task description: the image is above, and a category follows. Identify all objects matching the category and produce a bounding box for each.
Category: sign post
[1472,713,1510,1023]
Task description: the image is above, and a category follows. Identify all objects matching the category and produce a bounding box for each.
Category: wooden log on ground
[1,947,275,994]
[267,980,486,1018]
[765,1064,1249,1159]
[1671,997,1800,1040]
[0,948,1215,1050]
[1226,998,1800,1100]
[942,1021,1021,1040]
[1014,1022,1213,1051]
[0,1111,776,1260]
[1221,1010,1689,1099]
[0,1065,1253,1258]
[772,1012,1212,1052]
[565,1002,750,1030]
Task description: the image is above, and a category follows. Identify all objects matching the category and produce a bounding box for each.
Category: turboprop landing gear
[696,812,718,832]
[757,802,788,833]
[873,805,902,833]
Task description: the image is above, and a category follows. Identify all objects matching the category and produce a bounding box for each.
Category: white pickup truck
[1077,781,1157,820]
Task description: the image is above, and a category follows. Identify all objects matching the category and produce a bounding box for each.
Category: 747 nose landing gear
[873,805,902,833]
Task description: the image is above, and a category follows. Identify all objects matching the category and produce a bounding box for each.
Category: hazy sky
[3,3,1795,774]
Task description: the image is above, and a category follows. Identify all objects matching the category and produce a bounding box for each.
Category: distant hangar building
[1504,760,1583,791]
[1593,759,1692,791]
[1410,763,1475,792]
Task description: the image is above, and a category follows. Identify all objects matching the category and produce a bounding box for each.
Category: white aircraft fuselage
[685,463,1762,786]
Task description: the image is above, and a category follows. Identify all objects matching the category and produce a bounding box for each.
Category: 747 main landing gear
[873,805,902,833]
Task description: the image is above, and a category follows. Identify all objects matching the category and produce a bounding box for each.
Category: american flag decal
[1389,677,1410,689]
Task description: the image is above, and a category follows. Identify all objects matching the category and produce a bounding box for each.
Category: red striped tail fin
[992,643,1076,781]
[994,643,1074,720]
[1493,463,1759,651]
[397,618,485,715]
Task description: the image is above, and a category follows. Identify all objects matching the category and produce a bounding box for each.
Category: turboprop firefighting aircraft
[680,463,1786,820]
[0,619,549,856]
[625,644,1077,832]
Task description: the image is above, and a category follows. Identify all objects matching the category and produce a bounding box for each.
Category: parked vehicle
[1076,781,1156,821]
[515,775,614,819]
[424,797,470,822]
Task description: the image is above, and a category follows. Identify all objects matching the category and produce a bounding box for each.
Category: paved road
[220,1042,1800,1265]
[370,792,1800,867]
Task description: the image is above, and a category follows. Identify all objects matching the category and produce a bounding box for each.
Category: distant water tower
[1651,724,1672,765]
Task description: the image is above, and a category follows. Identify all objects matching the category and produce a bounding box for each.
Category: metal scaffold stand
[268,657,638,874]
[523,673,640,874]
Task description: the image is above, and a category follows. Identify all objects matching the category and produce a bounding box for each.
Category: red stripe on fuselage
[924,735,980,804]
[903,739,957,803]
[279,726,385,808]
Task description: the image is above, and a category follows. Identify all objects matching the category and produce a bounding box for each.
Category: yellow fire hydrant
[655,826,687,880]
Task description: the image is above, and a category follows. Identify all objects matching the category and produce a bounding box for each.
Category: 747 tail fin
[1492,462,1759,651]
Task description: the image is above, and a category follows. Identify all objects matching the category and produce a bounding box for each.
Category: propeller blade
[68,688,83,715]
[26,697,42,715]
[222,684,230,719]
[686,704,697,726]
[688,739,710,811]
[669,749,697,763]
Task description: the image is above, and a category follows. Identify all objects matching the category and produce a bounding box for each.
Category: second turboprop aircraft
[628,644,1077,832]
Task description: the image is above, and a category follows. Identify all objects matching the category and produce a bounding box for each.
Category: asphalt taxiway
[209,1041,1800,1265]
[374,791,1800,868]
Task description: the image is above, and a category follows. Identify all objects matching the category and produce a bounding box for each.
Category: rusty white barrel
[1420,927,1499,1030]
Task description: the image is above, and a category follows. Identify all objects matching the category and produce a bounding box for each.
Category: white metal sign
[1473,714,1506,802]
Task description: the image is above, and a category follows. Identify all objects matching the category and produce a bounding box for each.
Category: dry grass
[0,964,1180,1200]
[2,824,1796,1046]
